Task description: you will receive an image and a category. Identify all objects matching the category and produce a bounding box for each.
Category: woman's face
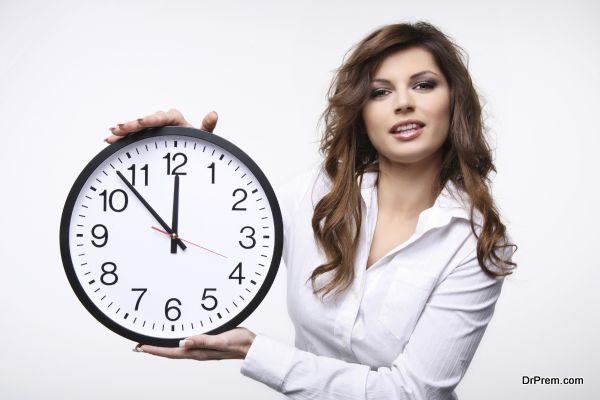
[362,46,450,167]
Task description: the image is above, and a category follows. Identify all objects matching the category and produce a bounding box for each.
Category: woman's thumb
[201,111,218,132]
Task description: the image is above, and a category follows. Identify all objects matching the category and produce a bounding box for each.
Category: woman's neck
[376,152,442,219]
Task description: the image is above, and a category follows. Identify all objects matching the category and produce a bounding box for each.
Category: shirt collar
[359,170,482,228]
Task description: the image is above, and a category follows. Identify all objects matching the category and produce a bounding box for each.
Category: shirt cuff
[240,334,296,391]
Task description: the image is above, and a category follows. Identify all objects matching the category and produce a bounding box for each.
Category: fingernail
[118,123,125,128]
[179,339,191,348]
[133,343,144,353]
[137,118,144,123]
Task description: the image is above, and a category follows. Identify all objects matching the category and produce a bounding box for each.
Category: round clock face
[60,127,282,347]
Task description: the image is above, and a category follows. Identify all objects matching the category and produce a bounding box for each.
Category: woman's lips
[389,120,425,133]
[391,126,423,141]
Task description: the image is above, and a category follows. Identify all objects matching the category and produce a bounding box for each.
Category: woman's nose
[394,90,415,113]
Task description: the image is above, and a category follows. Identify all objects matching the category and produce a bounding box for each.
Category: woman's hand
[134,327,256,360]
[105,109,219,144]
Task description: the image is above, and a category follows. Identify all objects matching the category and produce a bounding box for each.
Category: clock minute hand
[116,170,187,251]
[171,175,179,254]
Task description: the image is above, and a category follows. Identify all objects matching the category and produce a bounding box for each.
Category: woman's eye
[369,88,390,98]
[414,80,437,90]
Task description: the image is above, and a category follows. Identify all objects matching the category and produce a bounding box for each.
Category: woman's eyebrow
[410,70,440,79]
[371,70,440,84]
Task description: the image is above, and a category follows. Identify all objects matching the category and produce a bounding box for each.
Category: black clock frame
[59,126,283,347]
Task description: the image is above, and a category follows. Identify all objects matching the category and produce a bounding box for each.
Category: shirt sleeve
[240,246,512,400]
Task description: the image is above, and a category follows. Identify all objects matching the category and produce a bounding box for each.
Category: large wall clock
[60,126,283,347]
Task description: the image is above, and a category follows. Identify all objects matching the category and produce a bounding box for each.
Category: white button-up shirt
[241,163,513,400]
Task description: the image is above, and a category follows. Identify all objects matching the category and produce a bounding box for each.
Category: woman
[106,21,517,400]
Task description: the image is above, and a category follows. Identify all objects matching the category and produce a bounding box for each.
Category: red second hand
[151,226,228,259]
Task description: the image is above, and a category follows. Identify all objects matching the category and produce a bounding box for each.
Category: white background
[1,1,598,399]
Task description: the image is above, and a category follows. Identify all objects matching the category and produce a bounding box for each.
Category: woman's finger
[140,109,194,129]
[182,333,227,351]
[105,132,122,144]
[136,344,187,359]
[110,114,153,137]
[135,343,237,360]
[200,111,218,133]
[105,117,149,143]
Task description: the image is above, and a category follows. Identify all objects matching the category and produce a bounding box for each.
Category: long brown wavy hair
[310,21,518,298]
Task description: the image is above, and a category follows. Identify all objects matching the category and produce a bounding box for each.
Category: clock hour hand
[116,170,187,251]
[171,175,179,254]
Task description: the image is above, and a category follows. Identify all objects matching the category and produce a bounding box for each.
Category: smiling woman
[106,20,517,400]
[363,50,450,166]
